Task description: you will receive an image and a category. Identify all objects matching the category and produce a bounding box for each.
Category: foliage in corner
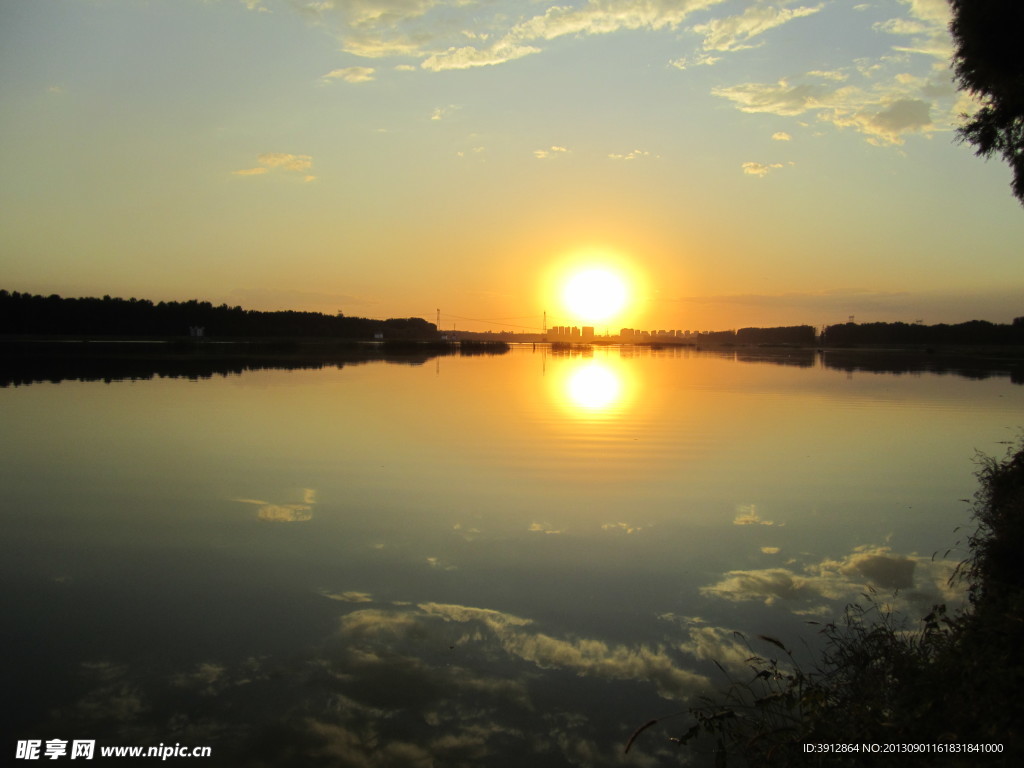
[949,0,1024,206]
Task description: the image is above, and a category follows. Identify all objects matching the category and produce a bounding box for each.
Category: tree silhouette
[949,0,1024,206]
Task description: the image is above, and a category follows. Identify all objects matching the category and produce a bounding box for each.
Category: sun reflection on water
[568,362,620,410]
[556,357,633,418]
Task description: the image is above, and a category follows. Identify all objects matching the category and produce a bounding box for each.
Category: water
[3,345,1022,765]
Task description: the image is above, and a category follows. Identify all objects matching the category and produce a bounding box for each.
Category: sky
[2,0,1023,333]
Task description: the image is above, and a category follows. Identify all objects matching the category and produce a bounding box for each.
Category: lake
[3,344,1023,766]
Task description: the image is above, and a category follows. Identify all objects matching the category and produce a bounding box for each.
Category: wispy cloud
[668,52,720,69]
[298,0,733,72]
[608,149,653,160]
[422,40,541,71]
[716,77,940,145]
[455,145,486,159]
[430,104,459,121]
[708,1,957,146]
[741,160,785,177]
[533,145,568,159]
[232,152,316,181]
[320,66,376,83]
[693,3,823,53]
[873,0,953,59]
[258,152,313,171]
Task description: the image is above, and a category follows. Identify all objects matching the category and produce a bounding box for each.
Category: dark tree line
[821,318,1024,346]
[682,326,817,345]
[0,290,438,340]
[736,325,816,345]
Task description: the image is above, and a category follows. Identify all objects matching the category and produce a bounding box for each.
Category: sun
[562,268,629,324]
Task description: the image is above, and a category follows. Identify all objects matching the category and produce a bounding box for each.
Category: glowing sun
[562,268,629,324]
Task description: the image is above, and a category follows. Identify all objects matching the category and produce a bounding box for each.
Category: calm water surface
[3,345,1023,766]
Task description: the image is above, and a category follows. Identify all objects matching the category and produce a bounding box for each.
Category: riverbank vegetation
[0,338,510,387]
[0,290,437,340]
[5,290,1024,351]
[631,442,1024,765]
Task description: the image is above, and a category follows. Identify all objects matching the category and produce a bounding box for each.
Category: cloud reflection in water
[701,545,961,616]
[45,539,962,767]
[235,488,317,522]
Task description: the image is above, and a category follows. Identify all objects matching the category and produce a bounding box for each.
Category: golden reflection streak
[553,358,633,418]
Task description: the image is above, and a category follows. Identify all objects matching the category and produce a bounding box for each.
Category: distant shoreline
[5,334,1024,360]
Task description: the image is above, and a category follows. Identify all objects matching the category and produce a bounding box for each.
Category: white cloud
[233,153,316,179]
[608,149,652,160]
[873,0,952,59]
[771,131,792,141]
[668,52,720,69]
[533,145,568,159]
[306,0,735,71]
[321,66,376,83]
[509,0,727,43]
[257,152,313,171]
[741,161,785,177]
[430,104,459,121]
[421,41,541,71]
[806,68,848,81]
[700,0,959,147]
[455,146,486,159]
[715,79,825,116]
[716,75,940,145]
[693,3,823,53]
